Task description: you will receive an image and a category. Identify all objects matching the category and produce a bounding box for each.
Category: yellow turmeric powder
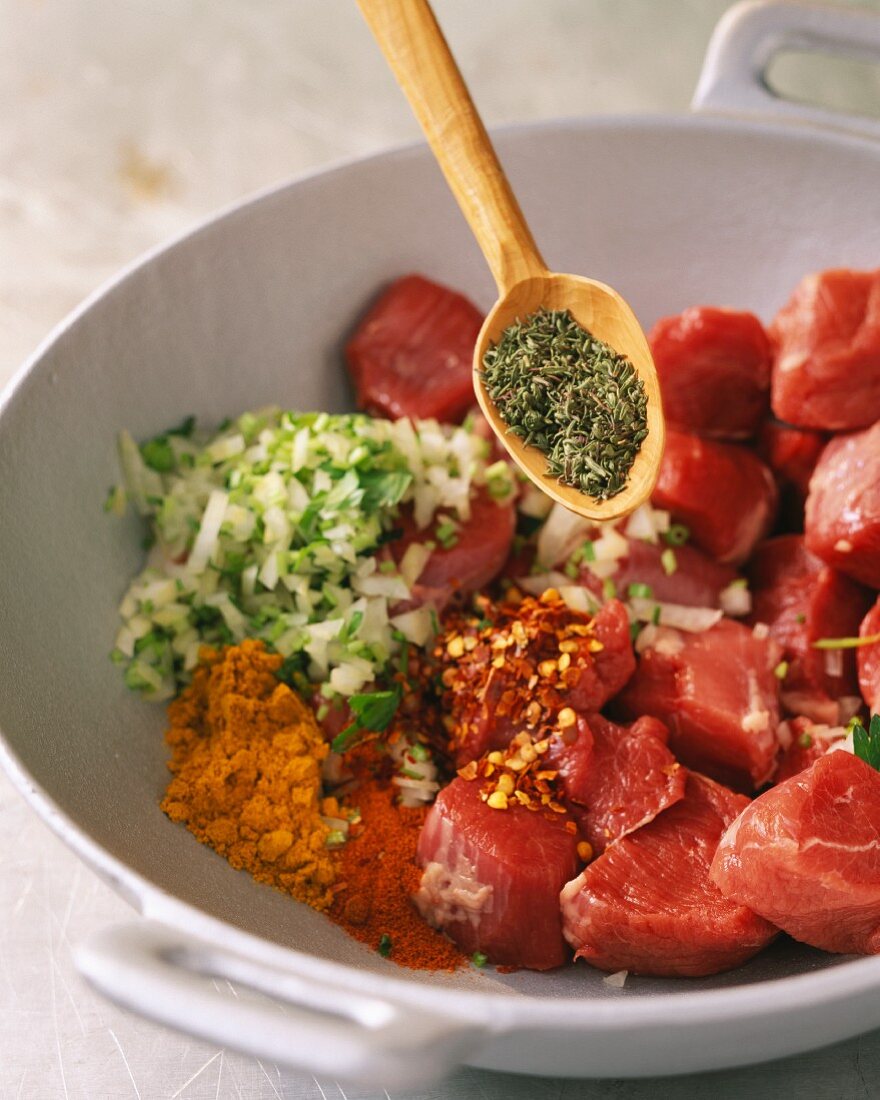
[161,639,335,910]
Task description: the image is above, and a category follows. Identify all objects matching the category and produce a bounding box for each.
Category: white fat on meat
[413,817,493,929]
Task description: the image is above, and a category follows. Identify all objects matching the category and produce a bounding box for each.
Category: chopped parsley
[331,686,402,753]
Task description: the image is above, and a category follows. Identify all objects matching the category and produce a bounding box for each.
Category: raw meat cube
[747,536,870,713]
[615,618,783,791]
[560,773,777,977]
[775,717,847,784]
[579,537,738,610]
[390,488,515,612]
[549,713,686,855]
[346,274,482,423]
[805,419,880,588]
[711,750,880,955]
[439,594,635,767]
[652,429,777,565]
[649,306,771,439]
[757,419,827,505]
[770,268,880,431]
[414,775,580,970]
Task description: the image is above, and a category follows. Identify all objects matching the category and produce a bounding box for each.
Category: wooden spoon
[358,0,664,522]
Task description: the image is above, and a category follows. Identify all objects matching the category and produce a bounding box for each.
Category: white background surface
[4,2,880,1097]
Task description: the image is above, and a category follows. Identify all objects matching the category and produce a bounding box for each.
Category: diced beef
[858,598,880,712]
[775,717,848,784]
[757,419,827,508]
[560,773,778,977]
[390,489,515,612]
[747,536,870,714]
[652,429,777,565]
[345,274,482,423]
[649,307,771,439]
[711,750,880,955]
[770,268,880,431]
[548,713,687,855]
[615,618,782,791]
[440,594,635,767]
[414,776,580,970]
[804,419,880,588]
[588,538,739,609]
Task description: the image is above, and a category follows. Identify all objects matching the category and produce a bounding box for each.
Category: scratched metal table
[4,2,880,1097]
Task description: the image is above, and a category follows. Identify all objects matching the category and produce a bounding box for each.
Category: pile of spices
[328,741,465,972]
[481,308,648,500]
[161,639,336,911]
[457,731,575,830]
[436,589,603,760]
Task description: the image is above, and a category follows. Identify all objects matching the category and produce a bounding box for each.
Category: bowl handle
[74,920,486,1089]
[693,0,880,139]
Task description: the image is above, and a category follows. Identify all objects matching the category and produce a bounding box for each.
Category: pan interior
[2,118,879,1001]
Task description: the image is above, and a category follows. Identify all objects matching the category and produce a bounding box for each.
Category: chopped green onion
[627,583,653,599]
[660,548,677,576]
[471,951,488,968]
[325,829,346,848]
[663,524,690,546]
[378,934,393,958]
[410,742,430,762]
[602,579,618,601]
[813,632,880,650]
[629,620,643,643]
[729,578,749,589]
[379,560,398,574]
[798,732,813,749]
[581,540,596,562]
[773,660,789,680]
[651,605,661,626]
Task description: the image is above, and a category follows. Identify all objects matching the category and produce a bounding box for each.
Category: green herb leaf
[852,714,880,772]
[471,951,488,968]
[331,686,402,753]
[141,437,175,473]
[378,933,393,958]
[360,469,412,512]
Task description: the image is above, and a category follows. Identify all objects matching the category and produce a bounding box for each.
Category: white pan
[2,1,880,1088]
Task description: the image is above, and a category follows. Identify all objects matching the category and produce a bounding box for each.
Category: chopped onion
[536,503,593,568]
[603,970,628,988]
[837,696,864,725]
[187,489,229,573]
[752,622,770,640]
[629,598,722,633]
[591,528,629,564]
[519,571,571,597]
[780,691,840,726]
[624,505,660,543]
[399,542,432,588]
[391,607,435,647]
[559,585,599,614]
[719,582,752,617]
[823,648,844,679]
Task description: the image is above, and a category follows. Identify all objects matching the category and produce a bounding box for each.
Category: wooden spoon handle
[357,0,547,294]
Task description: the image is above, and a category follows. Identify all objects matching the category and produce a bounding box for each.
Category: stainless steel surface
[4,1,880,1095]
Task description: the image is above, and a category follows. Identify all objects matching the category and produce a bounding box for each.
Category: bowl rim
[3,109,880,1029]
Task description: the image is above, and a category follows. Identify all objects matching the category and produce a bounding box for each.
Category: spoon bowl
[359,0,665,521]
[474,271,665,522]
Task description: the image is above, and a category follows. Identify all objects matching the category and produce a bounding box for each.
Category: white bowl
[2,1,880,1088]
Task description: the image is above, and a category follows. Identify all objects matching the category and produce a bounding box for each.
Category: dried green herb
[481,308,648,501]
